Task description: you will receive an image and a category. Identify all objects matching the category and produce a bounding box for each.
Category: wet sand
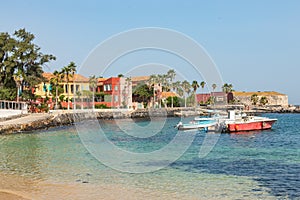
[0,173,197,200]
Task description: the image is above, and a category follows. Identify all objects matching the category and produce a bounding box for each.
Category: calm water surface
[0,113,299,199]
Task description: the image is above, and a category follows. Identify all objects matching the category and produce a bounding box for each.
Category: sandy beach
[0,172,198,200]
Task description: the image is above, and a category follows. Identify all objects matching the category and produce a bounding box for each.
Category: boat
[224,110,277,132]
[176,119,217,131]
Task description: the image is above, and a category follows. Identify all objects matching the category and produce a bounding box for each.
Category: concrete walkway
[0,113,52,127]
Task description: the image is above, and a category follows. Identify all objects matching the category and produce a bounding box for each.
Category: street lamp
[13,74,23,102]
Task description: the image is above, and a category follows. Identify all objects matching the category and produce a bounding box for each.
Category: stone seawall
[0,108,186,134]
[1,106,300,135]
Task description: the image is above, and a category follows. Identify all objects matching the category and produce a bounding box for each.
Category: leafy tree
[166,96,183,107]
[133,83,152,105]
[251,94,259,105]
[0,29,55,100]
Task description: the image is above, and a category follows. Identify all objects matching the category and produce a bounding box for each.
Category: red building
[196,92,228,105]
[96,77,132,108]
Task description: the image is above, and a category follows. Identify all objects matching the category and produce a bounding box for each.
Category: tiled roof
[232,91,286,96]
[161,91,178,98]
[42,72,54,80]
[131,76,150,82]
[42,72,89,82]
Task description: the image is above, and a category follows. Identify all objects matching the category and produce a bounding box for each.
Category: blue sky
[1,0,300,104]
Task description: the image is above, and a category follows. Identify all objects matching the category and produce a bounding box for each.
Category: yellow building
[35,72,90,99]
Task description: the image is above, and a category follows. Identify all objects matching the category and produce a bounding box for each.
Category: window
[114,85,118,91]
[65,84,68,93]
[114,95,118,102]
[71,84,74,94]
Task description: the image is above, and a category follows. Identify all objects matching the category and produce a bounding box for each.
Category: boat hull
[227,119,277,132]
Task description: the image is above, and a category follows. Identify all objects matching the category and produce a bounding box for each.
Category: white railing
[0,100,28,110]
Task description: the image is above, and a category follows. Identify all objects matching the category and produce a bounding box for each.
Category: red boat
[225,111,277,132]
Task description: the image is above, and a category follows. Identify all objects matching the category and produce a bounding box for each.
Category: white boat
[176,119,217,131]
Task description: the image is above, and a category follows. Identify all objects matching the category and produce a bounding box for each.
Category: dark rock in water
[86,173,92,176]
[82,181,89,183]
[75,179,81,182]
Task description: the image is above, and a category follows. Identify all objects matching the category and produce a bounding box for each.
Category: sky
[1,0,300,104]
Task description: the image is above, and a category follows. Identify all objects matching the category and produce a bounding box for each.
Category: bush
[95,104,110,109]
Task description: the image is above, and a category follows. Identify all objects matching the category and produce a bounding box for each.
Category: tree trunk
[171,96,173,108]
[67,82,70,110]
[55,87,58,109]
[153,86,155,108]
[92,88,95,110]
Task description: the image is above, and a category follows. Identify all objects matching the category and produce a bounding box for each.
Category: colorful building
[96,77,132,108]
[196,92,228,105]
[35,72,90,99]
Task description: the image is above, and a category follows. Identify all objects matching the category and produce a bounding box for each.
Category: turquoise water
[0,113,299,199]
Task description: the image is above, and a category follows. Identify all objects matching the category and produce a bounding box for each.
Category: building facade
[229,91,289,106]
[97,77,132,108]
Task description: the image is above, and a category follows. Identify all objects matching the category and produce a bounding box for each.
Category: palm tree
[167,69,176,108]
[260,96,268,106]
[125,77,131,108]
[251,94,259,105]
[200,81,206,104]
[222,83,234,94]
[211,83,217,105]
[148,74,158,108]
[62,62,77,110]
[171,81,181,108]
[50,70,63,109]
[191,80,199,107]
[89,75,97,110]
[181,80,191,107]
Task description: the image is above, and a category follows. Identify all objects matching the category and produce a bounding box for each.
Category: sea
[0,113,299,199]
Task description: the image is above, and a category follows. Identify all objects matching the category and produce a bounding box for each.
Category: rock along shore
[0,108,194,134]
[1,105,300,135]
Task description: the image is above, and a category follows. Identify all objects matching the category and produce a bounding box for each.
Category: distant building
[196,92,227,105]
[229,91,288,106]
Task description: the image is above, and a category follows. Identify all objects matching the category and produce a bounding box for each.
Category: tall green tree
[148,74,158,108]
[62,62,77,110]
[181,80,191,107]
[211,83,217,105]
[89,75,97,110]
[222,83,234,93]
[200,81,206,104]
[0,29,55,100]
[50,70,63,109]
[191,80,199,107]
[167,69,176,108]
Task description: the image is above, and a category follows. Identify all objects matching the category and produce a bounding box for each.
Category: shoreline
[0,106,299,135]
[0,172,197,200]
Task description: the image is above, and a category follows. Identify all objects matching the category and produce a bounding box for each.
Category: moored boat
[176,119,217,131]
[224,111,277,132]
